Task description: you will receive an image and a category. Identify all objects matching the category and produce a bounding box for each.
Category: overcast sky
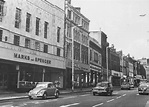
[72,0,149,59]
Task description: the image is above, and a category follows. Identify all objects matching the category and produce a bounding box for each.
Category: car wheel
[109,91,112,96]
[29,96,33,100]
[42,92,47,100]
[55,91,59,98]
[93,92,96,96]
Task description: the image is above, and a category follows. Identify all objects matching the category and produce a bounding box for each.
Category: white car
[28,82,59,99]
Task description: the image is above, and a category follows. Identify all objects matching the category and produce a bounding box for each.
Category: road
[0,88,149,107]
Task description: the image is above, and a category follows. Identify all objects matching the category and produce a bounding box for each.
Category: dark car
[138,82,149,95]
[92,81,113,96]
[28,82,59,99]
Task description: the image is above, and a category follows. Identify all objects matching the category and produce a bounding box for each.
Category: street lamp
[106,43,109,82]
[71,24,82,92]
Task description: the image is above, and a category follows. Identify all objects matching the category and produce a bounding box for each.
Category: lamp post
[71,24,82,92]
[106,44,109,82]
[71,25,75,92]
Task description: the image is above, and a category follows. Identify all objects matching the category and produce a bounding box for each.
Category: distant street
[0,88,149,107]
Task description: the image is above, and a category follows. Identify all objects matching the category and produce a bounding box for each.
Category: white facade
[0,0,65,68]
[0,0,65,89]
[89,31,102,46]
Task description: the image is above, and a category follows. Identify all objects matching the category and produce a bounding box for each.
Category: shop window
[0,29,2,41]
[57,48,60,56]
[57,27,60,42]
[25,38,30,48]
[15,8,21,28]
[35,41,40,51]
[26,13,31,32]
[43,44,48,53]
[14,35,20,46]
[44,21,48,39]
[35,17,40,36]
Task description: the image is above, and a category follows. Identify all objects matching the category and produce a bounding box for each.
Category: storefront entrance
[0,63,17,90]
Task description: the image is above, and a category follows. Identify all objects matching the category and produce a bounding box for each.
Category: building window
[14,35,20,46]
[0,1,4,17]
[35,41,40,51]
[44,21,48,39]
[25,38,30,48]
[57,48,60,56]
[94,52,98,63]
[43,44,48,53]
[35,17,40,36]
[15,8,21,28]
[0,30,3,41]
[26,13,31,32]
[67,10,71,19]
[57,27,60,42]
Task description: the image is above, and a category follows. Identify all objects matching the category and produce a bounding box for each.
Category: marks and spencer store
[0,42,65,91]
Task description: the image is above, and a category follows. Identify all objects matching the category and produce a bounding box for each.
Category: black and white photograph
[0,0,149,107]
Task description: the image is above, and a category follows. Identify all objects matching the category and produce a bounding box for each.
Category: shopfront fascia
[111,70,122,86]
[89,63,102,86]
[66,59,90,88]
[0,47,65,90]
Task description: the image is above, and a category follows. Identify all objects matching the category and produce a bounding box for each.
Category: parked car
[92,81,113,96]
[138,82,149,95]
[121,82,131,90]
[28,82,59,100]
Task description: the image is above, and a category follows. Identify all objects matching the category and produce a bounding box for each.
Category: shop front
[111,70,122,86]
[0,46,65,91]
[65,59,90,89]
[90,64,102,86]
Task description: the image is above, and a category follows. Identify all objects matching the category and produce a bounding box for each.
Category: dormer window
[0,0,5,17]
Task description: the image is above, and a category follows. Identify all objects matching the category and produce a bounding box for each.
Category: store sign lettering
[14,53,51,64]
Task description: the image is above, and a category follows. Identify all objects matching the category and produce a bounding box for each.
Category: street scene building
[64,0,90,89]
[89,35,102,86]
[0,0,65,90]
[0,0,147,93]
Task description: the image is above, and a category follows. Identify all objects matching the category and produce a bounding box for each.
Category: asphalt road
[0,88,149,107]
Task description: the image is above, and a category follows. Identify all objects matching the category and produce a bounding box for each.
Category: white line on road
[107,99,114,102]
[136,94,139,95]
[92,103,104,107]
[116,96,122,99]
[122,94,126,96]
[80,94,90,96]
[113,92,118,94]
[62,96,77,99]
[145,100,149,107]
[60,103,79,107]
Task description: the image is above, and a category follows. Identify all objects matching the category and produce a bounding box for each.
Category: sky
[71,0,149,59]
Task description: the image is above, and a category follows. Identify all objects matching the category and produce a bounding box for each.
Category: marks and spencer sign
[14,53,51,64]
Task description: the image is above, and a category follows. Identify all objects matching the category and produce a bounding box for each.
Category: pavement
[0,86,121,101]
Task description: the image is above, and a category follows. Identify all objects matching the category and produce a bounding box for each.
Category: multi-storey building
[64,0,90,88]
[108,45,121,86]
[0,0,65,90]
[89,35,102,86]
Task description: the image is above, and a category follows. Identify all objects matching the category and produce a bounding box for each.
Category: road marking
[60,103,79,107]
[107,99,114,102]
[145,100,149,107]
[122,94,126,96]
[136,94,139,95]
[80,94,90,96]
[116,96,122,99]
[113,92,118,94]
[92,103,104,107]
[62,96,77,99]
